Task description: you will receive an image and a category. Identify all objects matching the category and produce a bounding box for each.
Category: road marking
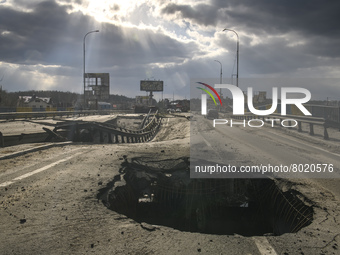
[252,237,278,255]
[0,181,14,187]
[262,128,340,158]
[163,118,170,127]
[201,134,213,148]
[0,152,83,187]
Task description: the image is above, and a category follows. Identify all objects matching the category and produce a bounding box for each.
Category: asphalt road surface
[191,115,340,189]
[0,115,339,254]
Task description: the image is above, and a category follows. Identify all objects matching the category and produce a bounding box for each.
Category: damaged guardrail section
[0,114,162,147]
[52,114,162,143]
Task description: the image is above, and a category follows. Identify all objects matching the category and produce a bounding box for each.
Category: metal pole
[214,59,222,93]
[214,60,223,111]
[223,28,239,87]
[0,131,4,147]
[83,30,99,109]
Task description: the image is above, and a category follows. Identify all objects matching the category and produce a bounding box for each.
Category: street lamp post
[223,28,239,87]
[214,59,223,92]
[214,60,223,111]
[83,30,99,108]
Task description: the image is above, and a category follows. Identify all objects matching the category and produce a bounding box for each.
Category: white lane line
[0,181,14,187]
[252,237,278,255]
[163,118,170,127]
[0,152,83,187]
[200,134,213,148]
[263,128,340,158]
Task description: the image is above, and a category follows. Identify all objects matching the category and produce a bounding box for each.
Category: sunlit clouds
[0,0,339,99]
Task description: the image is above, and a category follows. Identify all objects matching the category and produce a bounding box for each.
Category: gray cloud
[0,0,339,100]
[162,0,340,58]
[161,3,219,27]
[0,1,88,65]
[211,0,340,36]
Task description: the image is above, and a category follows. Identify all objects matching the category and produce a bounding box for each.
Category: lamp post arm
[214,60,222,84]
[223,28,239,87]
[83,30,99,108]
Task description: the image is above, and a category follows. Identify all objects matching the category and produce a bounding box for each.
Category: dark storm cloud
[162,0,340,37]
[0,0,201,94]
[219,0,340,38]
[89,23,198,70]
[161,3,219,27]
[0,1,88,65]
[0,0,197,68]
[162,0,340,58]
[0,0,338,98]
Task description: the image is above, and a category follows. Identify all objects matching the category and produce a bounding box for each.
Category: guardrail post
[75,123,80,141]
[100,131,104,143]
[309,123,314,136]
[288,120,292,129]
[323,126,329,140]
[0,131,4,147]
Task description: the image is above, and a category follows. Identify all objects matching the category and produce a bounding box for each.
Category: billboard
[140,80,163,92]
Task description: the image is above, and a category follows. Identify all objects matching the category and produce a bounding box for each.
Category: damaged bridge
[52,114,161,143]
[0,114,162,147]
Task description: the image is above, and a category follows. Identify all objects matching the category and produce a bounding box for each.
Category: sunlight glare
[87,0,141,23]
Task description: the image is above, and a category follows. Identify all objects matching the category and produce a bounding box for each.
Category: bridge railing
[232,113,339,140]
[53,114,162,144]
[0,110,134,120]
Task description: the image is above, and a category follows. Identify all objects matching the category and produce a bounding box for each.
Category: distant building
[85,73,110,109]
[18,95,52,109]
[252,91,267,104]
[169,99,190,112]
[135,96,150,106]
[98,102,112,110]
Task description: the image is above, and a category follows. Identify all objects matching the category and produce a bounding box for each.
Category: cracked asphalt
[0,114,339,254]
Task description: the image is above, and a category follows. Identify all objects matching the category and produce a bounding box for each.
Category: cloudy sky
[0,0,339,101]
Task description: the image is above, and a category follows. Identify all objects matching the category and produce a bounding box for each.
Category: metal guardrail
[52,114,162,144]
[232,113,339,140]
[0,115,162,147]
[0,110,134,120]
[0,111,161,147]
